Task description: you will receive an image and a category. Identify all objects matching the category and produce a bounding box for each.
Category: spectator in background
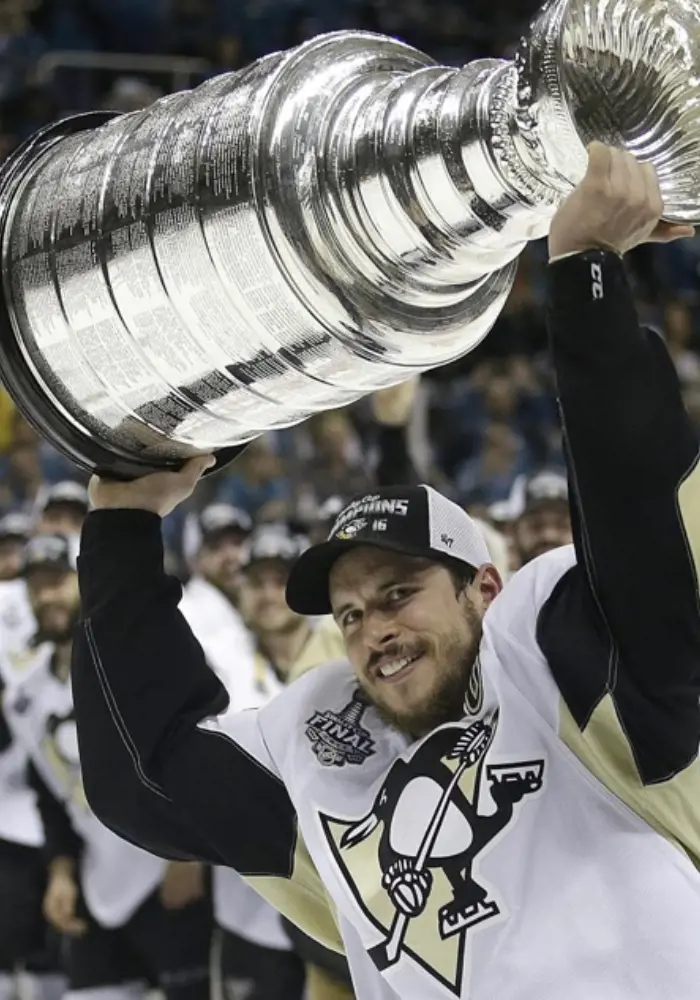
[430,352,556,493]
[511,469,572,569]
[3,535,213,1000]
[456,421,531,508]
[33,482,89,538]
[179,502,253,691]
[0,420,44,516]
[215,436,291,522]
[238,524,343,686]
[663,299,700,385]
[0,513,32,582]
[235,524,351,1000]
[291,410,371,522]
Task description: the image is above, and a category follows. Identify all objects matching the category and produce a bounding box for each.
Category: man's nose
[362,608,400,651]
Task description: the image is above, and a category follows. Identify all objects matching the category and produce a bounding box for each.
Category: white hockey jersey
[0,578,36,653]
[197,548,700,1000]
[0,710,43,848]
[72,248,700,1000]
[0,604,43,849]
[180,576,290,948]
[2,642,166,927]
[180,575,258,710]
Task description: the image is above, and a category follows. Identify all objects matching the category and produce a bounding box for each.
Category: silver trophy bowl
[0,0,699,478]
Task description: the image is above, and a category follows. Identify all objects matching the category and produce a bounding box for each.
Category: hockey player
[3,535,213,1000]
[0,678,64,1000]
[197,523,350,1000]
[73,144,700,1000]
[179,502,254,701]
[0,516,64,1000]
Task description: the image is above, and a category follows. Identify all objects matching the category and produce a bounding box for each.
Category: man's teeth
[379,654,418,678]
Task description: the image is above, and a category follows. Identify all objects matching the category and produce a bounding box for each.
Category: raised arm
[73,470,342,951]
[538,143,700,782]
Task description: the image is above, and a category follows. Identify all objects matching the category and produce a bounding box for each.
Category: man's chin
[359,659,475,740]
[362,684,442,739]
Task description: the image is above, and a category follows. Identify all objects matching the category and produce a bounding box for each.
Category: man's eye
[387,587,409,603]
[341,610,361,629]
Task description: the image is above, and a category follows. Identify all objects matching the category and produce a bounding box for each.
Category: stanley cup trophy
[0,0,700,478]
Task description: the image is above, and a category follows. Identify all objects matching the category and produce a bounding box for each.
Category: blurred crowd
[0,2,699,1000]
[1,0,700,554]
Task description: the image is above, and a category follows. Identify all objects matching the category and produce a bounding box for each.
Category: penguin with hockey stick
[339,716,544,970]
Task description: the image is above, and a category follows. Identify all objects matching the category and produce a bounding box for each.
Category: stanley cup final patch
[306,689,376,767]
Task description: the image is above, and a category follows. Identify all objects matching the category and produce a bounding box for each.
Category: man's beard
[35,606,79,645]
[359,602,483,740]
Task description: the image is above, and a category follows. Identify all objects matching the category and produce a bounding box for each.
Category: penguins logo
[334,518,368,541]
[319,716,544,995]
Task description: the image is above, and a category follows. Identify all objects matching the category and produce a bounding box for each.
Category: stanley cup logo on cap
[0,0,699,477]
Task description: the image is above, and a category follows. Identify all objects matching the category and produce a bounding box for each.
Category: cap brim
[286,537,454,616]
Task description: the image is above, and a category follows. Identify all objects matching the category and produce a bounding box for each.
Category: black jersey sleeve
[73,509,297,873]
[538,249,700,782]
[375,425,417,486]
[73,508,344,952]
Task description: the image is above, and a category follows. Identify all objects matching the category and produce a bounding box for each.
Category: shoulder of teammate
[288,617,346,683]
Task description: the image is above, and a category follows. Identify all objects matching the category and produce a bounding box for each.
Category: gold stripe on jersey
[559,696,700,863]
[678,459,700,597]
[558,458,700,865]
[245,833,345,954]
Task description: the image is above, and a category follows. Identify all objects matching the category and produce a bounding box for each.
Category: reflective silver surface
[3,0,700,467]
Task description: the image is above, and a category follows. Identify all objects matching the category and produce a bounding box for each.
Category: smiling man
[71,144,700,1000]
[286,490,494,740]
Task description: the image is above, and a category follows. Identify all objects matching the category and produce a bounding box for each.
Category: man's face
[197,531,247,601]
[37,504,85,538]
[239,560,301,637]
[513,503,572,566]
[0,539,25,580]
[26,569,80,644]
[330,549,489,739]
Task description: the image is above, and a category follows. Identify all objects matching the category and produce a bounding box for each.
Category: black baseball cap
[286,485,491,616]
[21,534,77,578]
[241,524,309,571]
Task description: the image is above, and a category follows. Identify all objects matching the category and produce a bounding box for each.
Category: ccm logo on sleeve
[590,262,604,299]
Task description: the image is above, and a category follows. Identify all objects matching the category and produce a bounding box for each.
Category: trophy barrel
[0,35,524,478]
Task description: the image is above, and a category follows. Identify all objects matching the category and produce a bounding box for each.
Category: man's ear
[469,564,503,612]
